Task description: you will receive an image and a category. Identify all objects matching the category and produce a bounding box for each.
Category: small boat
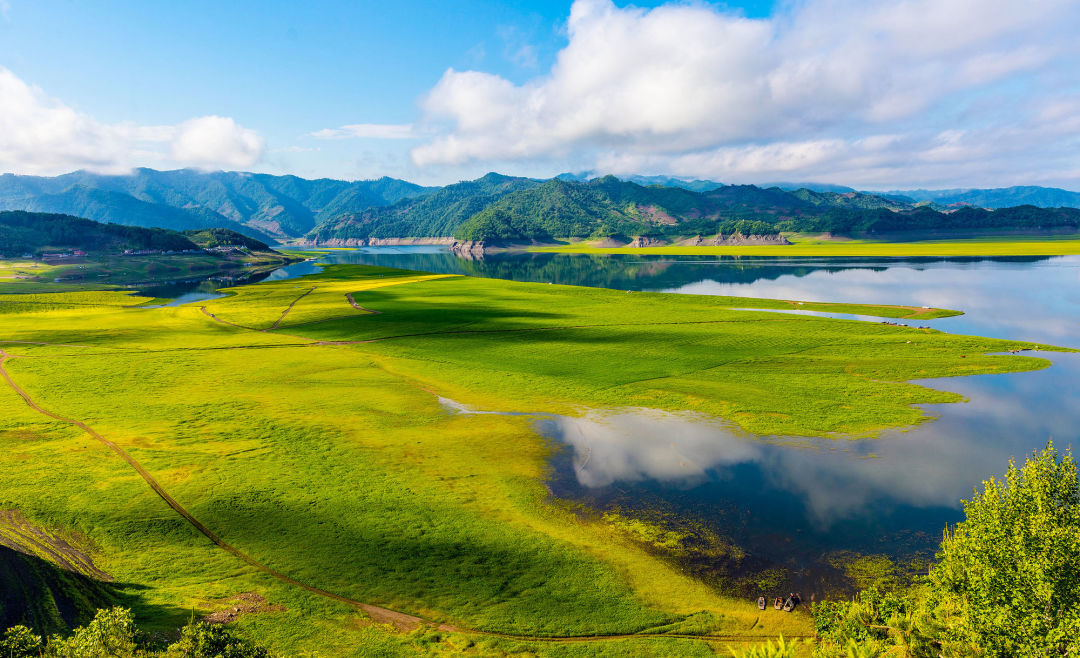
[757,596,766,610]
[773,597,783,610]
[782,597,795,612]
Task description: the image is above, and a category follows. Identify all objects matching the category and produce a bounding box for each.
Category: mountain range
[0,169,1078,245]
[0,169,432,243]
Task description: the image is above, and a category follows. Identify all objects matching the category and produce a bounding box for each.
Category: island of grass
[0,265,1071,656]
[530,233,1080,257]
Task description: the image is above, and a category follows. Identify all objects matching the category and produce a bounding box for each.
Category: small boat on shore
[773,597,783,610]
[757,596,766,610]
[782,593,801,612]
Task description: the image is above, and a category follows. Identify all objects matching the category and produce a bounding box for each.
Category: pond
[161,247,1080,596]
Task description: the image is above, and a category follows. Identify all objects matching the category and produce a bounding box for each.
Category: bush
[46,607,137,658]
[167,621,269,658]
[0,626,43,658]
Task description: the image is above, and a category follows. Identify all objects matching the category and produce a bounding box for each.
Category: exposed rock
[298,237,457,247]
[626,236,666,248]
[709,232,791,245]
[449,240,487,259]
[365,237,456,246]
[677,235,705,246]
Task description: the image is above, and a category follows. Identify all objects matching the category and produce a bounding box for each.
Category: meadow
[531,234,1080,257]
[0,263,1068,655]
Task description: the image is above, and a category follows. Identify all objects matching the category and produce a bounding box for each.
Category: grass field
[532,234,1080,257]
[0,265,1069,655]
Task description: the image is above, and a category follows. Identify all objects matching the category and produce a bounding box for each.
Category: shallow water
[161,247,1080,594]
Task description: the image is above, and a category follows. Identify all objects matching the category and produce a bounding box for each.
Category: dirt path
[270,286,317,330]
[0,346,808,644]
[346,293,382,315]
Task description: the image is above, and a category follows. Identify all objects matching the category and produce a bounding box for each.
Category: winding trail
[0,346,810,644]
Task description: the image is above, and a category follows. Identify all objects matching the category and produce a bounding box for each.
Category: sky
[0,0,1078,189]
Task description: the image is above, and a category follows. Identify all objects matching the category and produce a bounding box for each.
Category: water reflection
[543,354,1079,526]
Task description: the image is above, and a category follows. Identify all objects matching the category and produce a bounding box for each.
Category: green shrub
[167,621,269,658]
[46,607,136,658]
[0,626,43,658]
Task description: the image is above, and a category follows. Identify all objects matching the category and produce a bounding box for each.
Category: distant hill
[305,173,542,243]
[883,186,1080,209]
[453,176,782,242]
[765,182,858,193]
[0,169,434,241]
[789,188,912,212]
[0,210,277,257]
[556,172,725,192]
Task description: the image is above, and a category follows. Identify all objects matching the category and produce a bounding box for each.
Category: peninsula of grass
[0,264,1070,656]
[531,234,1080,257]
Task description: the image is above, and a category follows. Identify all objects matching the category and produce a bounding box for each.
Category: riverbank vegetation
[812,444,1079,657]
[0,265,1071,655]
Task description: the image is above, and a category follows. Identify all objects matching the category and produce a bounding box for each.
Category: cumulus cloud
[170,116,264,168]
[0,67,264,175]
[410,0,1080,186]
[309,123,417,140]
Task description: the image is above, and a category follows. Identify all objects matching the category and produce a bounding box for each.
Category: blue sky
[1,0,1077,189]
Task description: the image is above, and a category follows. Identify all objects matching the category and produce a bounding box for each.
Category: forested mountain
[884,185,1080,209]
[304,173,542,243]
[0,210,270,257]
[306,174,1080,243]
[453,177,784,241]
[0,169,433,241]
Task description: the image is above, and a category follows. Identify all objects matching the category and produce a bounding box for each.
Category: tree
[46,607,137,657]
[0,626,42,658]
[927,443,1080,656]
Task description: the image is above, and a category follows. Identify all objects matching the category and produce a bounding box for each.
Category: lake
[155,248,1080,596]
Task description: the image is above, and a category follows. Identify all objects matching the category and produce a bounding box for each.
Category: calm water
[160,248,1080,595]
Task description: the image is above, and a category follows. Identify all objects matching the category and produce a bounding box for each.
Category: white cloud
[170,116,264,168]
[0,67,265,175]
[309,123,417,140]
[410,0,1080,187]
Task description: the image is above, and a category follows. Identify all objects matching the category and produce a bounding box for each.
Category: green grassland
[532,234,1080,257]
[0,265,1070,655]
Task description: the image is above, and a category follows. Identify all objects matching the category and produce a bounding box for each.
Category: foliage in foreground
[728,635,803,657]
[813,444,1080,657]
[0,608,268,658]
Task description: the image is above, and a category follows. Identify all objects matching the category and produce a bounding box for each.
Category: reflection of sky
[658,256,1080,346]
[541,352,1080,529]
